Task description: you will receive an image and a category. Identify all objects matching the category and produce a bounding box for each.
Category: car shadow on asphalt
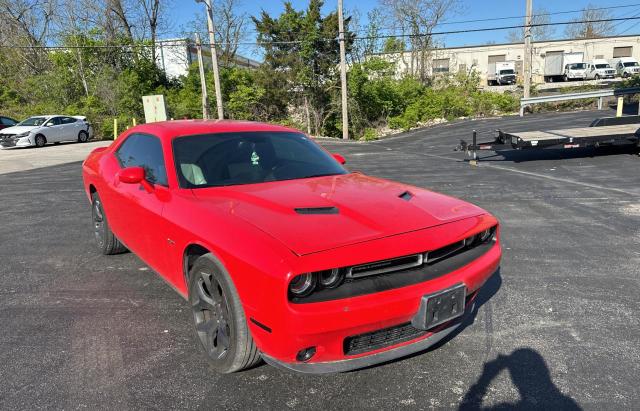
[458,348,582,410]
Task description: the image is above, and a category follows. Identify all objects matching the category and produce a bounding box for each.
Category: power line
[351,2,640,33]
[2,16,640,49]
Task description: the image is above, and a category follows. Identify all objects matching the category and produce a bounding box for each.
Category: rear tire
[78,130,89,143]
[594,74,600,80]
[91,192,127,255]
[189,254,260,373]
[35,134,46,147]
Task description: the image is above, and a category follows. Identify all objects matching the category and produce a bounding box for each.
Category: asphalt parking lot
[0,111,638,410]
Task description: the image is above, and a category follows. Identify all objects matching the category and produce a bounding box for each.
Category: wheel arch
[183,243,213,290]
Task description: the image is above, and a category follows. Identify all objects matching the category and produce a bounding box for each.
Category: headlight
[478,228,492,242]
[15,132,30,138]
[318,268,343,288]
[289,273,316,297]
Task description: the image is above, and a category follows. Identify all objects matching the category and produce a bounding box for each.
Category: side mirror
[332,153,346,165]
[118,166,153,192]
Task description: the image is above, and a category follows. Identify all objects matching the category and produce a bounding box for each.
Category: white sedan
[0,115,94,148]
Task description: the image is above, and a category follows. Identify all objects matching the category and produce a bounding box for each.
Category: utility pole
[523,0,533,100]
[195,33,210,119]
[337,0,349,140]
[197,0,224,119]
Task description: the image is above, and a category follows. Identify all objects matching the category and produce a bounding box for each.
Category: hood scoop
[398,191,414,201]
[294,206,339,215]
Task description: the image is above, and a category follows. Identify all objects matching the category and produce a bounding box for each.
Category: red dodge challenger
[82,120,501,374]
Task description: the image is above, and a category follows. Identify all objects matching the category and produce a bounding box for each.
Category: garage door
[613,46,632,58]
[488,55,506,64]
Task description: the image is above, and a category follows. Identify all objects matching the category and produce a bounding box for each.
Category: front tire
[189,254,260,373]
[594,74,600,80]
[35,134,46,147]
[91,192,127,255]
[78,130,89,143]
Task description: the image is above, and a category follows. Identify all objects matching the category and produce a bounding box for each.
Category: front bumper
[263,296,477,374]
[249,218,501,372]
[0,136,32,148]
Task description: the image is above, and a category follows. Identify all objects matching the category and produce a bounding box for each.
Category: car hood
[0,125,38,135]
[193,173,487,255]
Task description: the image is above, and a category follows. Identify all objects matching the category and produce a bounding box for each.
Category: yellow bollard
[132,118,137,126]
[616,96,624,117]
[113,118,118,140]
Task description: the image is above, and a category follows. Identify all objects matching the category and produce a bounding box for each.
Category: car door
[108,133,171,273]
[60,117,79,141]
[44,117,63,142]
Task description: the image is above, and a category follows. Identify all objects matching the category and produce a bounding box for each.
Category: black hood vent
[398,191,413,201]
[295,206,339,215]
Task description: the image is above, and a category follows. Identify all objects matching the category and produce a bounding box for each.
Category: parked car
[585,59,616,80]
[82,120,502,374]
[0,115,93,148]
[0,116,18,130]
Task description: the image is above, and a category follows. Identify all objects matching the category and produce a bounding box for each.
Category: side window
[48,117,62,126]
[115,133,168,186]
[0,117,14,126]
[61,117,77,124]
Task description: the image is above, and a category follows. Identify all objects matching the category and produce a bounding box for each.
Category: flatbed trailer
[457,117,640,161]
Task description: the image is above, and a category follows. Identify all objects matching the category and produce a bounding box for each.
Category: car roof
[125,120,303,141]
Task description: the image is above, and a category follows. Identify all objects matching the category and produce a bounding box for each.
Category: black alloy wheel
[191,270,233,362]
[188,255,260,373]
[90,192,127,255]
[92,196,106,249]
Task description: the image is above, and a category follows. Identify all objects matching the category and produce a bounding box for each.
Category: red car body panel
[82,120,501,372]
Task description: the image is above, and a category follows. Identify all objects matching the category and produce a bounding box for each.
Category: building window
[433,58,450,73]
[613,46,632,58]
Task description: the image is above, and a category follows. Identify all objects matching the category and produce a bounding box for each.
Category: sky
[169,0,640,59]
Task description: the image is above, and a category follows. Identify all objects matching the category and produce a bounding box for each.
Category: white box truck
[609,57,640,78]
[487,61,516,86]
[544,52,584,82]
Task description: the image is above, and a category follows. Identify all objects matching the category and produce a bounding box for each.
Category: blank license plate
[421,284,466,329]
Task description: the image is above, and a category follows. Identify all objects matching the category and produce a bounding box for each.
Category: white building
[378,34,640,84]
[156,38,261,78]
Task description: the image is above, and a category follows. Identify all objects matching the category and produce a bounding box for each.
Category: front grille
[344,322,426,355]
[348,253,423,278]
[290,226,497,304]
[343,292,477,355]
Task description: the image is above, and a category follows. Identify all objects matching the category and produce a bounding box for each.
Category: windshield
[624,61,639,67]
[499,69,515,75]
[595,64,610,69]
[173,131,347,188]
[571,63,587,69]
[17,117,48,126]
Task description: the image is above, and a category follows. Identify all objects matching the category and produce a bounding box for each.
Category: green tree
[252,0,353,136]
